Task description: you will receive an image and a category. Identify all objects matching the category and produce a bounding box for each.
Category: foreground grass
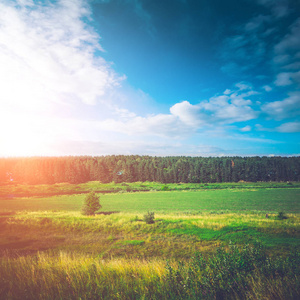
[1,211,299,299]
[1,244,299,300]
[1,211,299,258]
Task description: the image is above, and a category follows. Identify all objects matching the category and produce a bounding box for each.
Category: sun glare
[0,112,49,157]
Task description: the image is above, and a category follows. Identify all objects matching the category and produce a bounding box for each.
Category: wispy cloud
[0,0,123,112]
[220,1,298,88]
[126,0,156,37]
[276,122,300,133]
[220,33,266,74]
[52,139,233,157]
[274,18,300,55]
[273,18,300,87]
[240,125,252,132]
[94,82,259,137]
[244,14,271,32]
[219,14,271,77]
[228,134,282,144]
[275,71,300,86]
[262,85,272,92]
[98,113,192,138]
[262,91,300,119]
[255,121,300,133]
[51,139,186,156]
[257,0,291,18]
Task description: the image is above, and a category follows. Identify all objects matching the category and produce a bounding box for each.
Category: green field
[1,180,299,197]
[0,182,299,299]
[1,187,299,213]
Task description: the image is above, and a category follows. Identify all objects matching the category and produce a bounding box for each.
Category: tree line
[0,155,299,185]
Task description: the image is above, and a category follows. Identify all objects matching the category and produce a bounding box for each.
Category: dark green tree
[81,192,102,215]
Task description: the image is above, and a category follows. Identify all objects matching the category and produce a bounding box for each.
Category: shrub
[81,192,102,215]
[277,211,288,220]
[126,186,133,192]
[143,211,155,224]
[161,185,170,191]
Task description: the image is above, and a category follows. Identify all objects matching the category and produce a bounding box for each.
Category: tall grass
[0,243,299,299]
[164,242,300,300]
[0,211,298,270]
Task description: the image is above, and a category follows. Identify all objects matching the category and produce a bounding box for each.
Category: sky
[0,0,299,157]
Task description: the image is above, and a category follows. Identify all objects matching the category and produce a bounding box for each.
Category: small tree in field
[143,211,155,224]
[81,191,101,215]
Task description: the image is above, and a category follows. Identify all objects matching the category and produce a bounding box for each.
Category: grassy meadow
[0,182,299,299]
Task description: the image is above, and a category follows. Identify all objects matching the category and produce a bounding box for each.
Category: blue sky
[0,0,299,156]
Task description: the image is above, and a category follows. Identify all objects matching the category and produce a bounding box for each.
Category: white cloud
[94,83,259,138]
[262,91,300,119]
[273,18,300,88]
[235,82,253,91]
[255,124,271,132]
[274,18,300,54]
[275,71,300,86]
[213,102,257,122]
[175,87,258,128]
[223,89,232,95]
[231,97,252,106]
[229,134,280,144]
[276,122,300,133]
[113,106,137,119]
[275,72,293,86]
[199,83,258,123]
[262,85,272,92]
[0,0,123,112]
[240,126,251,132]
[170,101,205,127]
[256,121,300,134]
[98,113,192,138]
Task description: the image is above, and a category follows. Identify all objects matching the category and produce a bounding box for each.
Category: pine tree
[81,192,102,215]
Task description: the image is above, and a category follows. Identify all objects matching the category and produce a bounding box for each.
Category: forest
[0,155,299,185]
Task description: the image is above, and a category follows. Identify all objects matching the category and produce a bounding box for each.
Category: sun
[0,112,49,157]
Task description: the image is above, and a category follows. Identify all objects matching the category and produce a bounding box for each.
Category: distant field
[0,188,299,213]
[1,181,299,198]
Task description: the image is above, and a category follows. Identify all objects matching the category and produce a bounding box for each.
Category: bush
[81,192,102,215]
[161,185,170,191]
[276,211,288,220]
[143,211,155,224]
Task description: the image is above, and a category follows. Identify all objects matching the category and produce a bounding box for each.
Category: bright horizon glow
[0,0,299,157]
